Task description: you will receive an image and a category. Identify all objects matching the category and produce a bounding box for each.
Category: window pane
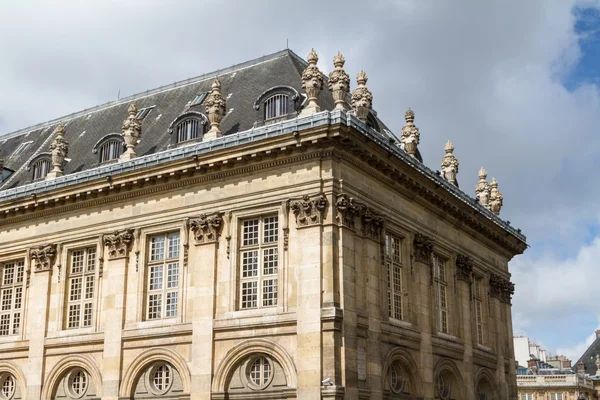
[68,304,81,328]
[15,262,24,284]
[263,216,278,243]
[0,315,10,336]
[86,248,96,272]
[14,287,22,310]
[242,251,258,278]
[70,277,83,301]
[150,236,165,261]
[1,289,12,311]
[167,233,180,258]
[148,294,162,319]
[2,264,14,286]
[12,313,20,335]
[71,250,85,274]
[167,263,179,288]
[241,281,257,309]
[166,292,178,317]
[150,265,163,290]
[263,248,278,275]
[243,219,259,246]
[262,278,277,307]
[83,303,93,327]
[85,276,95,299]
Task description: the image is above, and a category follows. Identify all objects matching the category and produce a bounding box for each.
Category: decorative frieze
[489,273,514,304]
[455,254,473,282]
[413,233,433,265]
[289,193,328,227]
[189,212,224,244]
[103,228,134,260]
[30,243,57,273]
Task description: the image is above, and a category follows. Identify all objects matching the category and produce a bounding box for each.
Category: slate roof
[573,335,600,376]
[0,49,389,191]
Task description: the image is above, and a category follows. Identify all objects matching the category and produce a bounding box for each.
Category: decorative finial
[204,77,227,140]
[475,167,490,208]
[351,70,373,122]
[441,140,459,186]
[488,177,503,215]
[120,103,142,161]
[46,124,69,180]
[299,49,324,116]
[328,51,350,111]
[400,108,420,158]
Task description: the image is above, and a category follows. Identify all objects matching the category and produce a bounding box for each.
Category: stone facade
[0,50,525,400]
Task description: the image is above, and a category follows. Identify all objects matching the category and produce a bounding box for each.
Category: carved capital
[361,208,384,240]
[189,212,224,244]
[413,233,433,265]
[455,254,473,282]
[289,193,328,227]
[489,273,514,303]
[335,194,361,229]
[30,244,57,273]
[103,228,134,260]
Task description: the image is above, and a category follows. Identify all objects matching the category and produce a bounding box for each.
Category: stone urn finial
[488,177,503,215]
[299,48,324,116]
[441,140,459,186]
[120,103,142,161]
[204,77,227,140]
[475,167,491,208]
[46,124,69,179]
[351,70,373,122]
[328,51,350,111]
[401,108,420,158]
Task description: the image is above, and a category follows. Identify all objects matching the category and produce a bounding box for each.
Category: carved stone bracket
[455,254,473,283]
[30,244,57,273]
[489,273,514,304]
[335,194,362,229]
[189,212,224,244]
[289,194,328,227]
[361,208,384,240]
[103,228,134,260]
[413,234,433,265]
[335,193,383,240]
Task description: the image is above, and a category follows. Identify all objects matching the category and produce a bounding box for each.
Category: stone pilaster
[413,233,434,399]
[26,247,54,400]
[101,229,134,400]
[456,254,475,400]
[189,214,221,400]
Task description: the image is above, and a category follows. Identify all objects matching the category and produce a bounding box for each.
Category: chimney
[595,329,600,339]
[528,358,538,374]
[577,360,585,374]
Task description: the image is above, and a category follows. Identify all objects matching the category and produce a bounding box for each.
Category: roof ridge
[0,49,299,141]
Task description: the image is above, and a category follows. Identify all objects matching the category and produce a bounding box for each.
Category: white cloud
[557,323,600,361]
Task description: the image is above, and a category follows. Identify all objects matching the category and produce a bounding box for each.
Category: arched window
[175,118,202,143]
[99,140,121,163]
[32,159,51,180]
[264,94,289,120]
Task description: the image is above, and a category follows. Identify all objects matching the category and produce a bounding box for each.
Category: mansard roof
[0,49,386,191]
[573,335,600,376]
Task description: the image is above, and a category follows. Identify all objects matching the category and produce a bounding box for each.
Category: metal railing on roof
[0,110,525,242]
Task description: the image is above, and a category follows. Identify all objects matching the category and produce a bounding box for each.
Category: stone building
[0,49,526,399]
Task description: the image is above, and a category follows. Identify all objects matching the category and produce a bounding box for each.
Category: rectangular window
[520,394,534,400]
[147,232,180,320]
[433,255,449,334]
[385,233,403,320]
[474,278,484,345]
[550,394,562,400]
[66,247,97,329]
[239,216,279,309]
[0,260,25,336]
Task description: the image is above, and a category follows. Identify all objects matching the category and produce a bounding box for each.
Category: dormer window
[253,86,301,126]
[175,118,201,143]
[92,134,125,164]
[190,92,208,107]
[136,106,154,120]
[99,140,122,163]
[32,159,51,180]
[264,94,289,120]
[167,112,208,146]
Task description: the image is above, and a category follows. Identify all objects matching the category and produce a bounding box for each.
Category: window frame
[65,246,98,330]
[167,112,208,146]
[174,118,203,143]
[264,94,290,120]
[145,231,182,321]
[238,215,280,311]
[0,260,25,337]
[385,232,405,321]
[31,158,52,181]
[473,275,485,346]
[253,86,301,126]
[99,139,122,163]
[10,141,32,158]
[433,254,450,334]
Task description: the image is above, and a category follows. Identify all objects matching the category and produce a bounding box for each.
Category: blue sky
[0,0,599,362]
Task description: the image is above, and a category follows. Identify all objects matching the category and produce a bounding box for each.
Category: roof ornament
[475,167,490,208]
[46,124,69,180]
[204,77,227,140]
[488,177,504,216]
[441,140,459,186]
[299,49,324,116]
[120,103,142,161]
[351,70,373,122]
[401,109,420,159]
[328,51,350,111]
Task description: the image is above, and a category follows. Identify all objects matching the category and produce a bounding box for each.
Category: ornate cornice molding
[103,228,134,260]
[489,273,514,304]
[30,243,57,273]
[413,233,433,265]
[189,212,224,244]
[289,193,328,227]
[455,254,473,283]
